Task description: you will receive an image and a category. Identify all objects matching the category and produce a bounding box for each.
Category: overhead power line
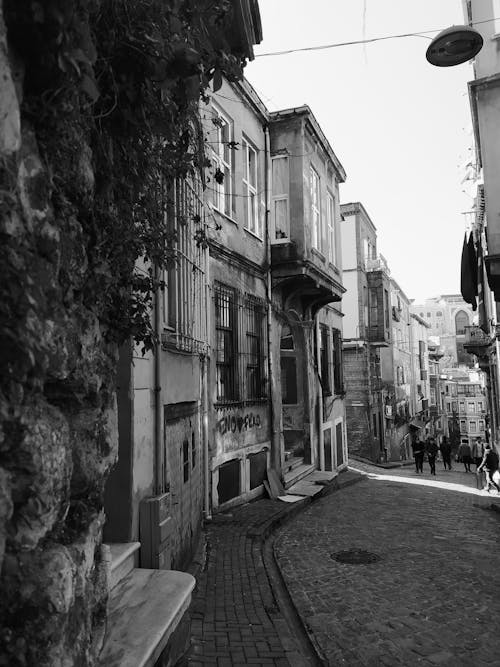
[255,17,499,58]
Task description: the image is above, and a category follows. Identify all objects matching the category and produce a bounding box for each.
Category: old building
[380,280,413,461]
[340,203,392,462]
[441,369,487,451]
[203,78,271,511]
[269,106,348,483]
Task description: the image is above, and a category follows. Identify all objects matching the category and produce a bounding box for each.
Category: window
[459,401,465,412]
[447,402,451,412]
[191,433,196,469]
[437,311,442,317]
[244,297,267,400]
[310,166,321,250]
[452,401,458,412]
[468,401,475,413]
[460,419,467,432]
[478,401,483,412]
[427,312,431,318]
[385,290,390,329]
[494,0,500,34]
[470,421,477,433]
[332,328,343,395]
[271,156,289,241]
[215,284,237,402]
[326,192,336,264]
[183,438,190,482]
[479,420,485,430]
[455,310,469,335]
[215,285,268,404]
[281,326,297,404]
[320,325,331,395]
[242,137,260,236]
[211,107,234,217]
[162,176,208,352]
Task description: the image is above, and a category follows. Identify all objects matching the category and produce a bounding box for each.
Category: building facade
[460,0,500,449]
[411,295,475,367]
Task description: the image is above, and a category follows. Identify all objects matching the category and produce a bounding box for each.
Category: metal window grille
[244,295,268,400]
[162,175,208,353]
[214,285,268,404]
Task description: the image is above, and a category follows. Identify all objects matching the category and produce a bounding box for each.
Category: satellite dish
[426,25,483,67]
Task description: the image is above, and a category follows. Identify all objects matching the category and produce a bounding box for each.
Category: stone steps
[99,568,195,667]
[107,542,141,590]
[284,462,314,489]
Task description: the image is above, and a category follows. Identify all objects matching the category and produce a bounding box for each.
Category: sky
[245,0,476,303]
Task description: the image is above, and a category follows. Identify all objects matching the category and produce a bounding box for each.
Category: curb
[260,469,366,667]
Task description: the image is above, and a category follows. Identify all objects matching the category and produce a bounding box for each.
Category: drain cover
[332,549,381,564]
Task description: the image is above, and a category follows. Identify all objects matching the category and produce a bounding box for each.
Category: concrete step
[108,542,141,590]
[284,462,314,489]
[283,455,304,474]
[99,568,195,667]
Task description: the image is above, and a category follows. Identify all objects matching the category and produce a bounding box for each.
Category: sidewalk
[179,468,363,666]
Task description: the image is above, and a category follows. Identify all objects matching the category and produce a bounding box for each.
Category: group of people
[411,435,500,492]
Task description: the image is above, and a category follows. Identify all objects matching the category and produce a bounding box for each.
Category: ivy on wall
[1,0,246,401]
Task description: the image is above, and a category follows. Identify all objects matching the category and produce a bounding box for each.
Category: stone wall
[0,3,117,663]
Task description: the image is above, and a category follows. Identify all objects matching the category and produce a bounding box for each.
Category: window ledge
[244,227,264,242]
[311,247,326,262]
[210,205,237,226]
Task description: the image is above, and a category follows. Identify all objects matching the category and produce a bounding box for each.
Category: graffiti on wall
[217,411,262,435]
[215,405,268,453]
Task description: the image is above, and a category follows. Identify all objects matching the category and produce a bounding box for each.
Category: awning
[409,418,425,429]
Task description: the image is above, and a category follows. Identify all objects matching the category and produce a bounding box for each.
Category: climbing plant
[1,0,249,403]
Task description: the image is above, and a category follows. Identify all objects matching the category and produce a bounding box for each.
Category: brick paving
[274,461,500,666]
[181,471,362,666]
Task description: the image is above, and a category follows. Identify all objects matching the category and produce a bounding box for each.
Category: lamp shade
[426,25,483,67]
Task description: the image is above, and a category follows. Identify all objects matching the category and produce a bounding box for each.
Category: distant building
[411,295,475,367]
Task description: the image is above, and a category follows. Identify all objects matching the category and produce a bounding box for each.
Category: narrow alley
[183,462,500,666]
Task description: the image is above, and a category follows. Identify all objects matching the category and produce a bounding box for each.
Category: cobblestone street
[274,461,500,666]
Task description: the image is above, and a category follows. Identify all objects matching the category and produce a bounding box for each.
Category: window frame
[242,136,260,237]
[271,155,290,243]
[310,166,321,251]
[211,106,234,219]
[326,190,336,265]
[215,283,238,403]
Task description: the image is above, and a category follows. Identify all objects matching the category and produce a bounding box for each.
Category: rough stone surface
[275,462,500,666]
[0,4,117,664]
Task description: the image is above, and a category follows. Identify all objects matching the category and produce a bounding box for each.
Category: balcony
[366,266,391,347]
[366,255,390,274]
[463,326,493,357]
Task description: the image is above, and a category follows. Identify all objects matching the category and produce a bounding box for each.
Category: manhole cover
[332,549,381,564]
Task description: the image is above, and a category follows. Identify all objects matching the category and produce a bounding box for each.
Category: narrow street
[275,461,500,666]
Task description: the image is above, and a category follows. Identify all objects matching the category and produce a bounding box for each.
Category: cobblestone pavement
[274,461,500,666]
[181,472,362,666]
[182,496,315,667]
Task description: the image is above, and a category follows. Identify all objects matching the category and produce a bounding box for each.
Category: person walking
[412,437,425,474]
[477,444,500,492]
[426,437,438,475]
[458,440,473,473]
[472,437,485,470]
[440,436,452,470]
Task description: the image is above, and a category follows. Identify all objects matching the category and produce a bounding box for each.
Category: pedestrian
[457,440,473,473]
[412,437,425,473]
[472,437,485,470]
[477,444,500,493]
[440,436,452,470]
[426,437,438,475]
